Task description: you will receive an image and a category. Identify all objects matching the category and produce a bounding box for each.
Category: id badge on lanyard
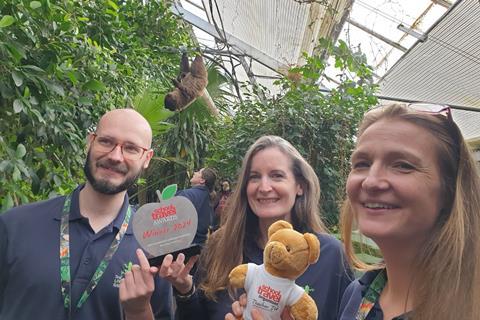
[59,194,131,318]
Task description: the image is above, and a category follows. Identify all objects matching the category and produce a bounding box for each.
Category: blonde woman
[339,104,480,319]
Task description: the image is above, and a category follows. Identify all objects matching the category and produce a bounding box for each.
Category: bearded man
[0,109,172,320]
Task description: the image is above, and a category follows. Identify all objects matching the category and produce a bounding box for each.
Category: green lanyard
[59,194,131,317]
[356,269,387,320]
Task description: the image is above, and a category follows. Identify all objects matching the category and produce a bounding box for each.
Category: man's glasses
[91,133,148,160]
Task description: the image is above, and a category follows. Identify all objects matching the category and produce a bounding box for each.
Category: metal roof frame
[378,0,480,112]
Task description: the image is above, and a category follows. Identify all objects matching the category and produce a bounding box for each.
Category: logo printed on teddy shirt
[257,284,282,304]
[245,263,305,316]
[252,284,283,312]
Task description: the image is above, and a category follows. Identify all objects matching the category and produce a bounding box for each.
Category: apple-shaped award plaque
[132,184,201,266]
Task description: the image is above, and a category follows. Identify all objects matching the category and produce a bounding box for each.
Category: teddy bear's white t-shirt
[243,263,305,320]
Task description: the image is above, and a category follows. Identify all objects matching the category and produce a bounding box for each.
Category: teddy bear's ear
[304,233,320,264]
[267,220,293,239]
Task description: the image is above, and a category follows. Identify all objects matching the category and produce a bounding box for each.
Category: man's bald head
[96,108,152,148]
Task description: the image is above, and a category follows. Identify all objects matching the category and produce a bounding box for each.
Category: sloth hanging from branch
[164,52,208,112]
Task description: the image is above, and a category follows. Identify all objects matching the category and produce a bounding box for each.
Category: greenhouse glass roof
[175,0,480,141]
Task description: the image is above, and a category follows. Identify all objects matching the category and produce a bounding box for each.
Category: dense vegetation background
[0,0,191,211]
[1,1,378,230]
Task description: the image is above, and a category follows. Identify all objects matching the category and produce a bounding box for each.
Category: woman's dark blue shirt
[176,233,353,320]
[339,269,410,320]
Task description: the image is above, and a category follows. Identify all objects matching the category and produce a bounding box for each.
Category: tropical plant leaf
[12,71,24,87]
[0,15,15,28]
[82,79,106,92]
[5,42,26,62]
[13,99,24,113]
[356,253,382,264]
[133,88,175,135]
[15,144,27,159]
[30,1,42,9]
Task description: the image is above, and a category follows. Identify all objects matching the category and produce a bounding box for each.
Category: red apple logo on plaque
[132,184,198,258]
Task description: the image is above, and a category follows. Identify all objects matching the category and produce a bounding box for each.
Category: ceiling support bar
[346,18,407,52]
[172,5,289,75]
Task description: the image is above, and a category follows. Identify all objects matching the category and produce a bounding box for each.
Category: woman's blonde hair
[340,103,480,319]
[199,135,326,299]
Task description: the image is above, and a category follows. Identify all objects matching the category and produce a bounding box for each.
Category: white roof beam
[297,3,327,63]
[431,0,452,9]
[183,0,204,11]
[172,5,289,75]
[347,18,408,52]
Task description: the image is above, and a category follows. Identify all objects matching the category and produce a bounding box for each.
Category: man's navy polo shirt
[0,186,173,320]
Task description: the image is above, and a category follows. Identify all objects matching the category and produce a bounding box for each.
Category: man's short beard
[83,151,142,195]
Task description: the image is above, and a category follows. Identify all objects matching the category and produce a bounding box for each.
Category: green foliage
[133,88,175,136]
[208,39,378,226]
[0,0,191,212]
[350,231,382,264]
[333,231,382,265]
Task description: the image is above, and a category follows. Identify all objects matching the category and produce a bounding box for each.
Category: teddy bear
[228,220,320,320]
[164,52,208,112]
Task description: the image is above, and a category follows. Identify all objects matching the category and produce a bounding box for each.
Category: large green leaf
[350,231,379,250]
[0,15,15,28]
[13,99,24,113]
[356,253,382,264]
[107,0,119,11]
[15,144,27,159]
[133,88,175,136]
[12,71,24,87]
[5,42,26,62]
[44,80,65,97]
[30,1,42,9]
[82,80,107,92]
[1,194,14,212]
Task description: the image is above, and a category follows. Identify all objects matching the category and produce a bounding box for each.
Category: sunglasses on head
[368,102,452,121]
[407,103,452,121]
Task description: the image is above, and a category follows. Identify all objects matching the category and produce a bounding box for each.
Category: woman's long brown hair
[198,135,326,300]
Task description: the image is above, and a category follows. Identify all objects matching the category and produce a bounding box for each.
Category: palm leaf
[133,88,175,136]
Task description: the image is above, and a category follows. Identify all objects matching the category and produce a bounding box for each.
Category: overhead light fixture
[397,24,427,42]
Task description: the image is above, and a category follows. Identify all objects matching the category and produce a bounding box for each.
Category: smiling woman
[246,147,304,231]
[157,135,353,320]
[347,118,443,244]
[339,103,480,320]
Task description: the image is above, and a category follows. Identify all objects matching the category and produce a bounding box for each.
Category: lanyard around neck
[59,194,131,316]
[356,269,387,320]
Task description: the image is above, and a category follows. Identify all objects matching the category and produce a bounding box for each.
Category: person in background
[177,167,217,245]
[161,135,352,320]
[0,109,173,320]
[212,179,233,230]
[339,103,480,320]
